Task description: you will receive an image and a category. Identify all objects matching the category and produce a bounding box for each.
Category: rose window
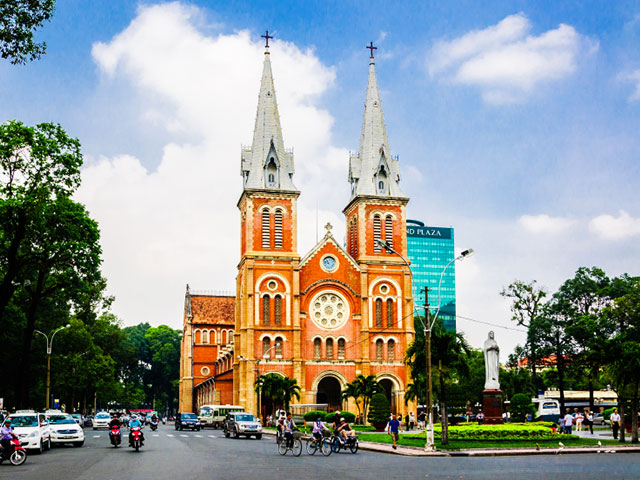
[309,291,349,330]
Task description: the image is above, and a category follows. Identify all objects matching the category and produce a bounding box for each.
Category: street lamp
[375,239,473,452]
[34,324,71,410]
[240,342,281,424]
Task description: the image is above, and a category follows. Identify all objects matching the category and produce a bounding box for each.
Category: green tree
[0,0,55,64]
[280,377,301,412]
[145,325,182,411]
[368,393,391,425]
[352,374,381,423]
[341,381,362,419]
[509,393,535,422]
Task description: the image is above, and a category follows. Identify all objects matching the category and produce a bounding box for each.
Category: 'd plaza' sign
[406,220,452,239]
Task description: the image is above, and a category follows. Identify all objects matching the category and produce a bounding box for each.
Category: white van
[532,397,561,422]
[197,405,244,429]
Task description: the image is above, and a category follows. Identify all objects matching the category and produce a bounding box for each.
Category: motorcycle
[109,426,122,448]
[129,426,143,452]
[150,419,158,431]
[0,436,28,466]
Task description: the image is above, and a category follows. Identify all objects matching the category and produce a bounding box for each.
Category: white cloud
[589,210,640,240]
[78,2,348,329]
[621,69,640,102]
[518,214,576,234]
[428,13,594,104]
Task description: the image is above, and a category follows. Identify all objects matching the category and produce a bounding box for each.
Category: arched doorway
[379,378,397,414]
[316,376,342,411]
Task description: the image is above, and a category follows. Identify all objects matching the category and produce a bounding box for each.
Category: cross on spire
[324,222,333,234]
[366,41,377,59]
[262,30,273,49]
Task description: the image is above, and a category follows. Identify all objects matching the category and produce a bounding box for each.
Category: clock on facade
[321,255,337,272]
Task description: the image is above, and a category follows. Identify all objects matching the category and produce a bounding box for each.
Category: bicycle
[306,431,332,456]
[277,431,302,456]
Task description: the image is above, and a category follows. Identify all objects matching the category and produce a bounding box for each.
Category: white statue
[483,331,500,390]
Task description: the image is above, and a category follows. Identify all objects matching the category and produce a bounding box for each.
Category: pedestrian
[418,411,426,429]
[526,412,533,422]
[610,408,621,440]
[476,411,484,425]
[563,411,574,435]
[583,409,594,434]
[575,411,583,431]
[409,412,415,431]
[558,415,565,434]
[386,414,402,450]
[404,413,409,429]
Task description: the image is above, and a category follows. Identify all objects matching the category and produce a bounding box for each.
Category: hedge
[325,411,356,424]
[404,424,560,440]
[303,410,328,422]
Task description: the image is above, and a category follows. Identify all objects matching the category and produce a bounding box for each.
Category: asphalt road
[2,424,640,480]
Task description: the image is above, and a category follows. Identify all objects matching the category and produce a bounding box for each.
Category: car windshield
[96,413,110,419]
[235,414,255,422]
[49,415,76,424]
[199,408,212,415]
[9,415,38,427]
[72,414,81,419]
[182,413,197,419]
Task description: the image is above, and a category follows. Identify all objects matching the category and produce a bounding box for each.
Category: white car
[47,413,85,447]
[93,412,111,429]
[7,412,51,453]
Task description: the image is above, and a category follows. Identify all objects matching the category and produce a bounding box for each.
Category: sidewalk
[262,429,640,457]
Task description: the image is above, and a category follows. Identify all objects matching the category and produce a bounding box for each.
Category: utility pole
[423,287,435,451]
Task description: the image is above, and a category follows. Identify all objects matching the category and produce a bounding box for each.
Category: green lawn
[356,433,621,450]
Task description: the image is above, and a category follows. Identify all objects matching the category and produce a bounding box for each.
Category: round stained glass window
[309,291,349,330]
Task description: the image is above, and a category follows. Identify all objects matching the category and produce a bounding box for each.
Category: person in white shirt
[610,409,622,440]
[563,411,574,434]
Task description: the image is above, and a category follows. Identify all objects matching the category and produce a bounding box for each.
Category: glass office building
[406,220,456,332]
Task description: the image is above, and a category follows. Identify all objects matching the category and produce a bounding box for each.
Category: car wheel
[196,427,201,431]
[224,429,230,438]
[256,434,262,440]
[36,439,43,454]
[93,427,97,430]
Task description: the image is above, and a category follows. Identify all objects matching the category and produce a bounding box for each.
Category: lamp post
[240,342,280,425]
[375,239,473,452]
[34,324,71,410]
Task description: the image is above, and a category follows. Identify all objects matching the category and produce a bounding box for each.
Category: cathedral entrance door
[379,379,397,414]
[316,376,342,412]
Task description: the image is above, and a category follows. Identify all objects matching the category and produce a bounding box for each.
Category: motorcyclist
[128,415,145,446]
[150,414,158,429]
[1,419,16,459]
[109,414,122,443]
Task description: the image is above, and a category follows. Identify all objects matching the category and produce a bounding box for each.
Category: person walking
[409,412,416,431]
[583,409,594,434]
[563,411,574,435]
[610,409,622,440]
[386,414,402,450]
[558,414,565,434]
[575,410,583,431]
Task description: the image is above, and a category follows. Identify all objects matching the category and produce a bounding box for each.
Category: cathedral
[179,38,415,417]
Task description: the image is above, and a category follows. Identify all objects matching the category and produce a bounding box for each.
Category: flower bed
[413,424,561,440]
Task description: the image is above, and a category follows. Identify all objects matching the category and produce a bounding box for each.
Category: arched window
[375,298,383,327]
[349,219,358,257]
[221,330,226,344]
[388,339,395,362]
[326,338,334,359]
[274,295,282,325]
[314,338,322,360]
[202,330,209,344]
[385,215,393,249]
[373,214,381,252]
[262,337,271,357]
[376,339,384,361]
[274,209,283,248]
[263,296,270,325]
[275,337,283,357]
[386,299,394,327]
[265,156,279,188]
[262,210,271,248]
[338,338,346,359]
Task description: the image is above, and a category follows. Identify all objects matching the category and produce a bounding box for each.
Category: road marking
[180,434,188,438]
[195,434,203,438]
[153,434,159,437]
[208,435,216,438]
[93,435,100,438]
[167,434,175,437]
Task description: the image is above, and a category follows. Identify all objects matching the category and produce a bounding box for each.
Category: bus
[197,404,244,429]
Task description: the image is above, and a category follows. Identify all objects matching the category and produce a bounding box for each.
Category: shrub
[510,393,535,422]
[325,411,356,424]
[303,410,327,422]
[368,393,391,424]
[603,408,615,421]
[402,424,561,440]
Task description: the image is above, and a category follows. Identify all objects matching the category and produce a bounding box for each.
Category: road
[3,423,640,480]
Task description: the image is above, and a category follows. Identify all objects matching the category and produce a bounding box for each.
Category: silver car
[223,412,262,439]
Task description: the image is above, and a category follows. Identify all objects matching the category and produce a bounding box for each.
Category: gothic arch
[310,370,348,392]
[369,277,402,328]
[375,371,404,392]
[255,272,292,326]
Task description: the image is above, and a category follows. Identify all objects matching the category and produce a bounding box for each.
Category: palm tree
[353,374,381,423]
[281,377,301,412]
[404,374,426,406]
[255,373,284,415]
[341,381,362,420]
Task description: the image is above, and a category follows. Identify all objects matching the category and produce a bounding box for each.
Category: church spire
[241,34,296,192]
[348,43,405,199]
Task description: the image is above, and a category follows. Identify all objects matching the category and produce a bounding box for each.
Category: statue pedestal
[482,389,504,425]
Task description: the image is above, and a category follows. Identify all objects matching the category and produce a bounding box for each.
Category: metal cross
[366,41,377,59]
[325,222,333,233]
[262,30,273,49]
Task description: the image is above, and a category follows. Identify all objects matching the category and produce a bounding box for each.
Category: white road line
[93,435,100,438]
[208,435,216,438]
[180,434,188,437]
[167,434,175,437]
[153,434,159,437]
[195,435,203,438]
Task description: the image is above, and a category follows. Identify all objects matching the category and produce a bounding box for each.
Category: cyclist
[336,417,355,443]
[283,413,296,448]
[312,417,330,446]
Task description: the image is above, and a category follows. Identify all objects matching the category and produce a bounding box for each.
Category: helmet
[340,417,345,422]
[3,419,10,424]
[317,418,322,422]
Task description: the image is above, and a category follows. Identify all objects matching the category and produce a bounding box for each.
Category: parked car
[175,412,200,431]
[223,412,262,439]
[93,412,111,430]
[47,413,84,447]
[70,414,83,427]
[592,413,606,425]
[7,412,51,453]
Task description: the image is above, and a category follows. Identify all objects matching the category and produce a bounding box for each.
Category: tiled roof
[189,295,235,325]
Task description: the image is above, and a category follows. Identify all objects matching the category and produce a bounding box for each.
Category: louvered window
[338,339,345,359]
[262,210,271,248]
[274,210,283,248]
[375,298,383,327]
[373,215,381,252]
[275,337,283,357]
[386,299,394,327]
[376,339,384,361]
[314,338,322,360]
[388,340,395,361]
[262,296,270,325]
[202,330,209,344]
[262,337,271,357]
[274,295,282,325]
[326,338,334,359]
[385,215,393,249]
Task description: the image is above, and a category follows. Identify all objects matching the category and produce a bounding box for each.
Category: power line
[455,315,527,333]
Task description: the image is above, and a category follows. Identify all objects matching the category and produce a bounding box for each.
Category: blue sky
[2,1,639,355]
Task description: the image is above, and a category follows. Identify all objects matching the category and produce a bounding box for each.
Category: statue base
[482,389,504,425]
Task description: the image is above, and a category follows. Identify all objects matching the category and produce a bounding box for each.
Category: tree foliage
[0,0,55,64]
[368,393,391,424]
